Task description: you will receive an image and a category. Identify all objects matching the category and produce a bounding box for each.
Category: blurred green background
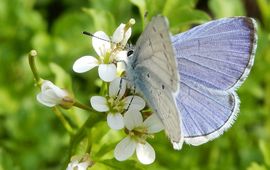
[0,0,270,169]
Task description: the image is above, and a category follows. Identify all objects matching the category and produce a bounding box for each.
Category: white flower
[66,154,91,170]
[73,21,133,82]
[36,80,70,107]
[90,78,145,130]
[114,110,164,164]
[112,23,132,46]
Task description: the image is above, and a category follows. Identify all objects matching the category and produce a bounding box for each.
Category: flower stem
[68,113,105,158]
[73,101,95,112]
[28,50,42,87]
[100,81,108,96]
[52,107,74,134]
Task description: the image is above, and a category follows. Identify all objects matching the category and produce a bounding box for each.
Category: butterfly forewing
[133,16,179,92]
[127,16,183,148]
[172,17,257,91]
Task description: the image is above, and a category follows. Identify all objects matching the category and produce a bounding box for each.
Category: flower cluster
[91,78,146,130]
[34,18,164,167]
[72,19,135,82]
[73,20,164,164]
[91,77,164,164]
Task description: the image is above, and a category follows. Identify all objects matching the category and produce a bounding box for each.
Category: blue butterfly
[125,16,257,149]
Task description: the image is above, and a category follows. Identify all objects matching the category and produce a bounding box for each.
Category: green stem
[73,101,94,112]
[68,112,105,158]
[52,107,74,134]
[28,50,42,87]
[100,81,108,96]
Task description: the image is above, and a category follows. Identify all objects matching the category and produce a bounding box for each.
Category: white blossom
[114,110,164,164]
[36,80,69,107]
[73,21,133,82]
[90,78,145,130]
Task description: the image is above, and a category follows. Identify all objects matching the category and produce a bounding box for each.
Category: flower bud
[36,80,74,109]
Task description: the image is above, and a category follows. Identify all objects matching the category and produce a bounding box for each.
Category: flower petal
[42,89,61,102]
[123,96,145,110]
[90,96,109,112]
[36,93,57,107]
[109,78,126,99]
[121,27,131,46]
[98,64,117,82]
[47,85,68,99]
[136,142,155,165]
[73,56,99,73]
[114,51,128,62]
[41,80,54,91]
[41,80,68,99]
[143,114,164,133]
[92,31,111,57]
[116,61,126,77]
[124,109,143,130]
[107,113,124,130]
[114,136,136,161]
[112,24,125,43]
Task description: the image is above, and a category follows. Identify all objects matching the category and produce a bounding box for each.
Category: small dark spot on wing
[149,39,152,47]
[162,84,165,89]
[163,43,167,50]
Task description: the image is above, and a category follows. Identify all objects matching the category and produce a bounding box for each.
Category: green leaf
[247,162,267,170]
[130,0,146,21]
[259,140,270,166]
[0,87,18,114]
[208,0,246,18]
[94,142,118,159]
[99,159,144,170]
[49,63,73,93]
[83,8,116,35]
[163,0,197,15]
[166,7,211,32]
[257,0,270,31]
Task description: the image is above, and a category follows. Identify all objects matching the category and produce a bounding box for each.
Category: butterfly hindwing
[177,77,239,145]
[136,69,183,148]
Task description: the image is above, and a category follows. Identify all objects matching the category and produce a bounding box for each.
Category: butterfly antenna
[82,31,117,44]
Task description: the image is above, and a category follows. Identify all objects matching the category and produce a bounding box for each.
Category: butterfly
[125,16,257,149]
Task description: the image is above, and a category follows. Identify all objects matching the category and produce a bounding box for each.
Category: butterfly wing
[177,77,239,145]
[172,17,257,145]
[172,17,257,91]
[127,16,183,149]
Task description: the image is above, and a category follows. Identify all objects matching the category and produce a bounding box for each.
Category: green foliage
[209,0,246,17]
[0,0,270,169]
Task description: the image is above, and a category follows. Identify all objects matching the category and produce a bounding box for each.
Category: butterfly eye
[127,50,134,57]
